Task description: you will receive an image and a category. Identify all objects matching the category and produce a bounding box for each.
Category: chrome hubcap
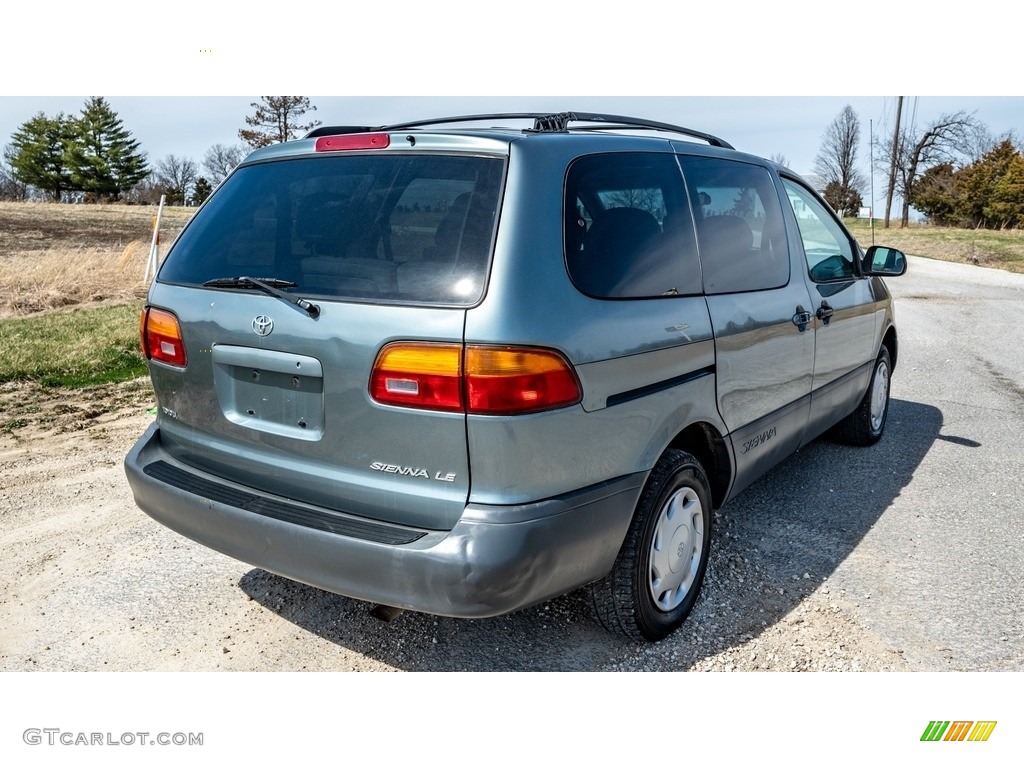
[870,360,890,432]
[649,487,704,612]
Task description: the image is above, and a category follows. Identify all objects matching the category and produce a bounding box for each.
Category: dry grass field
[0,201,194,317]
[845,217,1024,274]
[0,202,195,398]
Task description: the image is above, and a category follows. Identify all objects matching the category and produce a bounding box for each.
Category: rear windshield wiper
[202,276,320,318]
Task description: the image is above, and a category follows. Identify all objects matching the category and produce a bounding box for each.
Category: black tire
[589,449,713,642]
[832,346,892,447]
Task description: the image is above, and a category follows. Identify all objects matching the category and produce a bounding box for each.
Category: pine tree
[239,97,321,148]
[909,163,957,225]
[9,112,77,201]
[823,180,864,218]
[950,139,1017,228]
[984,153,1024,228]
[191,176,213,206]
[66,97,149,201]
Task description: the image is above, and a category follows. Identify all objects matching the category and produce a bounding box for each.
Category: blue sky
[3,95,1021,199]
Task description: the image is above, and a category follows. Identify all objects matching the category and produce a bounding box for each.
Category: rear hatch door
[149,145,506,531]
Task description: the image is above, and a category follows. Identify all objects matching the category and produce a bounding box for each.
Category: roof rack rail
[557,112,734,149]
[382,113,548,131]
[304,112,734,149]
[304,115,543,138]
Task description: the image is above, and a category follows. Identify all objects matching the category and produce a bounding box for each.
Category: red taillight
[369,343,581,415]
[465,347,581,415]
[140,307,187,368]
[314,133,390,152]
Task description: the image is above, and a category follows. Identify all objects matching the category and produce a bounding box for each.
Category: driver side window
[782,178,855,282]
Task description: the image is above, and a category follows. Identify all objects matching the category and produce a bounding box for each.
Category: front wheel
[832,346,892,446]
[589,449,713,641]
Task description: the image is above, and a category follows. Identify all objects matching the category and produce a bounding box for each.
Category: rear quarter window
[564,153,700,299]
[158,154,505,306]
[679,157,790,294]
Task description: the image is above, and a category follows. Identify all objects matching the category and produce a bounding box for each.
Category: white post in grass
[145,194,166,283]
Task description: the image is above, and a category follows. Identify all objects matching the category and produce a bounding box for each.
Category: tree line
[811,101,1021,229]
[0,96,320,206]
[5,97,1018,229]
[910,140,1024,229]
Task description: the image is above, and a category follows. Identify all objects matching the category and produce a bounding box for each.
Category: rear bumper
[124,423,643,618]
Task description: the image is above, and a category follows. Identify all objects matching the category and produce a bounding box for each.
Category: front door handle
[816,301,835,326]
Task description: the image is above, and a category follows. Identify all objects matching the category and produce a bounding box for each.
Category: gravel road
[2,255,1022,672]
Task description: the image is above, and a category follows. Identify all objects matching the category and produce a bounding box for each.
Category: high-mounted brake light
[315,133,391,152]
[370,343,581,415]
[140,307,187,368]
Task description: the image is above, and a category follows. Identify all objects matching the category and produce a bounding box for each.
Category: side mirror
[863,245,907,277]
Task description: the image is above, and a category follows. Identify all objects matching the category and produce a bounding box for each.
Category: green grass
[845,218,1024,273]
[0,303,146,387]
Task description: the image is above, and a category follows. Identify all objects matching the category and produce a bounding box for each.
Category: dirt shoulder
[0,379,915,672]
[1,378,153,438]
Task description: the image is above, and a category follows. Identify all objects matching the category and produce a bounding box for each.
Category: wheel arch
[881,324,898,370]
[666,422,731,509]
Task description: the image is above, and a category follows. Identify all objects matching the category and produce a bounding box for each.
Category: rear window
[159,154,505,306]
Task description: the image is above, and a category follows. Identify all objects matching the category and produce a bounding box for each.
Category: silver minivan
[125,112,906,640]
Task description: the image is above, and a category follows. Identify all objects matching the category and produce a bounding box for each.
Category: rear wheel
[832,346,892,446]
[590,449,712,641]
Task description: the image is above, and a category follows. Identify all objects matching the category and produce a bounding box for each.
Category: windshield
[159,153,506,306]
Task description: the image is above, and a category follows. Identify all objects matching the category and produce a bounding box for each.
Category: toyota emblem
[252,315,274,337]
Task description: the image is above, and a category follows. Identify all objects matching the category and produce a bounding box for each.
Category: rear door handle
[816,301,835,326]
[792,306,813,332]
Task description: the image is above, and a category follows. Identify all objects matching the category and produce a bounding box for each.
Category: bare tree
[155,155,199,206]
[0,144,30,201]
[203,143,247,185]
[965,123,995,163]
[963,125,1020,164]
[239,97,321,149]
[123,177,165,205]
[813,105,866,217]
[892,111,978,227]
[769,152,789,169]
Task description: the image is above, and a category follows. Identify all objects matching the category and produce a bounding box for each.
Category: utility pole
[870,119,875,245]
[883,96,904,229]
